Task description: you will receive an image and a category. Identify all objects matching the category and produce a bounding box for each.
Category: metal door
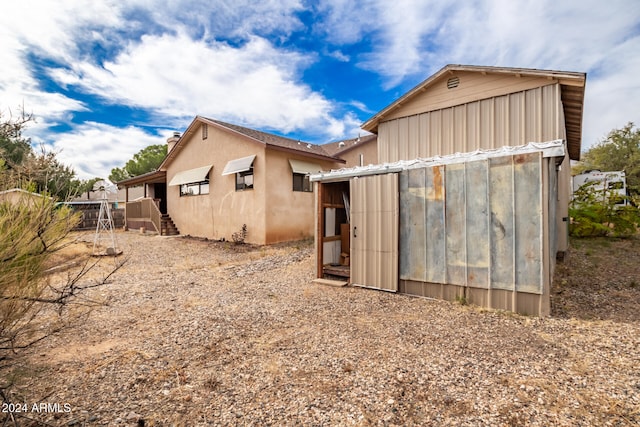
[350,173,399,291]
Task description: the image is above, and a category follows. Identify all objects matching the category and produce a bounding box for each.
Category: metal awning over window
[289,159,322,174]
[222,155,256,176]
[168,165,213,186]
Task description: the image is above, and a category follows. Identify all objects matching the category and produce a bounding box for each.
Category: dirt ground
[2,231,639,426]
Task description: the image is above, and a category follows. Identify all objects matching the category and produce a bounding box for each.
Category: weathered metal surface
[465,160,489,288]
[514,153,542,294]
[445,163,466,286]
[399,151,545,295]
[489,156,515,290]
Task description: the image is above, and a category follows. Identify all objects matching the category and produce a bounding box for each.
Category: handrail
[148,199,161,233]
[125,198,161,233]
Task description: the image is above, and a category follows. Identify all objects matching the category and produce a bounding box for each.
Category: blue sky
[1,0,639,180]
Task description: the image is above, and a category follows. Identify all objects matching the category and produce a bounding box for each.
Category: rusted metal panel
[426,166,446,284]
[351,174,399,292]
[399,151,545,296]
[400,168,427,282]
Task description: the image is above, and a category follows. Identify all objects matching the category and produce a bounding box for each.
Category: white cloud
[39,122,168,180]
[316,0,640,152]
[52,33,343,135]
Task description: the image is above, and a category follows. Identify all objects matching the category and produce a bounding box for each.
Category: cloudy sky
[1,0,639,180]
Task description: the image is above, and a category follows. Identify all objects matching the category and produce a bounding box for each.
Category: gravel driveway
[5,231,640,426]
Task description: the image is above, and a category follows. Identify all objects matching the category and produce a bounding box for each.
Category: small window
[293,173,312,192]
[202,123,208,140]
[236,168,254,191]
[180,180,209,196]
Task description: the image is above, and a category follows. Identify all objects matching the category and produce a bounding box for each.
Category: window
[202,123,208,140]
[236,168,254,191]
[293,173,312,192]
[168,165,213,196]
[180,179,209,196]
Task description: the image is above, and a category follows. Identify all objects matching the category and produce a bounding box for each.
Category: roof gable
[362,64,586,160]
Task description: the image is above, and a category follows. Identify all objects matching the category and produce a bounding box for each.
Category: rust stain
[514,154,526,164]
[432,166,444,200]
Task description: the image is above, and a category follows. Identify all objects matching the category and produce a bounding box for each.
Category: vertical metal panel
[525,87,542,142]
[509,92,525,144]
[398,117,410,161]
[388,119,399,163]
[377,84,563,164]
[429,110,442,157]
[514,152,543,293]
[399,166,447,284]
[426,165,446,283]
[479,99,494,149]
[407,115,420,160]
[418,114,430,158]
[493,95,509,148]
[489,156,515,290]
[465,160,489,288]
[467,102,480,151]
[441,108,454,156]
[445,163,466,285]
[542,84,561,141]
[399,169,427,281]
[351,174,398,291]
[453,105,467,153]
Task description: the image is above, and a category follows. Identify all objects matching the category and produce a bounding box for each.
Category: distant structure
[92,180,122,256]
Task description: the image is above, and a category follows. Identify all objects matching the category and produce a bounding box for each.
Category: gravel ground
[3,231,640,426]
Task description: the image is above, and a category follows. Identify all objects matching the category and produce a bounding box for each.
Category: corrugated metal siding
[351,174,399,291]
[399,151,545,295]
[378,84,563,163]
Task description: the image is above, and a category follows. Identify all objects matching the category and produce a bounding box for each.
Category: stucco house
[118,116,344,244]
[311,64,586,316]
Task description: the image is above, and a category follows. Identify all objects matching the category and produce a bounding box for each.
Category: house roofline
[159,116,344,170]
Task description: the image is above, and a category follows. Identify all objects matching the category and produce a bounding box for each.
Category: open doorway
[316,180,350,279]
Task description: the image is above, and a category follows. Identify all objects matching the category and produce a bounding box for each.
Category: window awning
[222,154,256,176]
[168,165,213,186]
[289,159,322,174]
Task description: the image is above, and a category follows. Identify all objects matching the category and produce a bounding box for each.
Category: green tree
[573,122,640,202]
[0,111,32,168]
[569,181,640,238]
[109,144,167,182]
[0,110,83,200]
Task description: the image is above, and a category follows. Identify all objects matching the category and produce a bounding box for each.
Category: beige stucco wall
[0,189,46,206]
[166,122,267,244]
[165,121,342,245]
[264,150,339,244]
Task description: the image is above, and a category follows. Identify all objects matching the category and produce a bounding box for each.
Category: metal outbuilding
[311,141,565,316]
